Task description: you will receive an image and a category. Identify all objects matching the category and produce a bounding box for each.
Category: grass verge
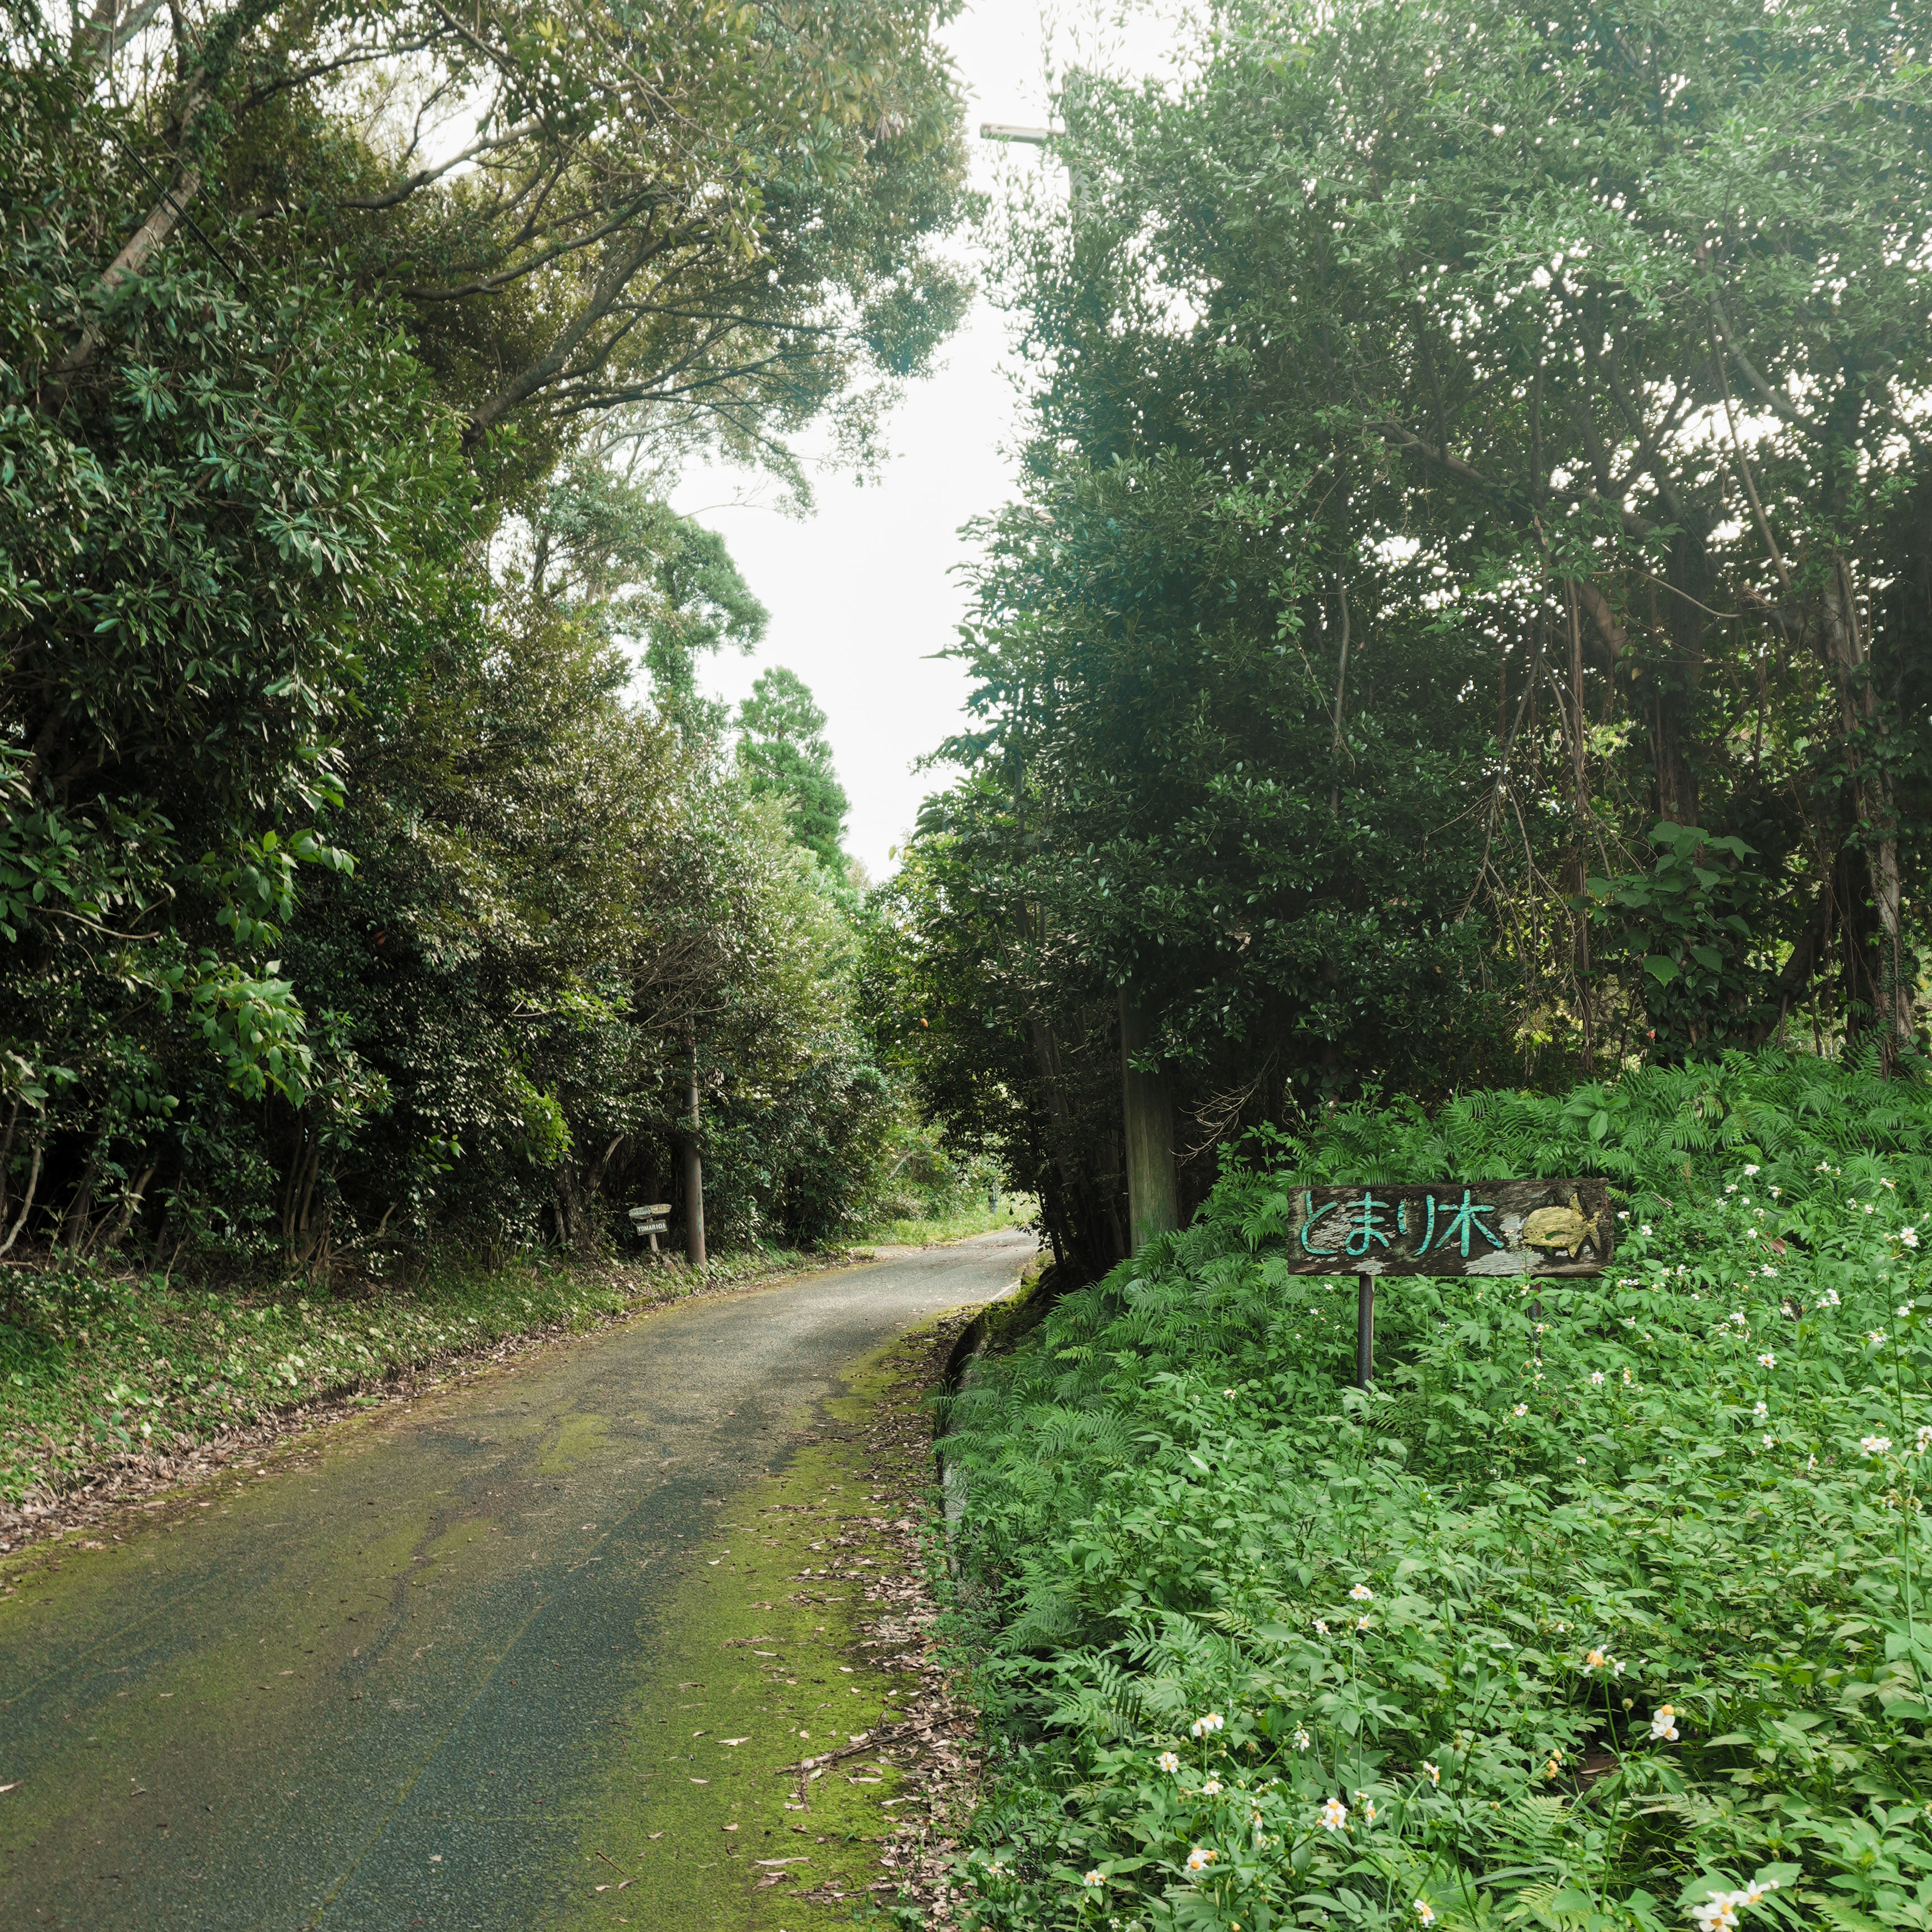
[855,1200,1039,1249]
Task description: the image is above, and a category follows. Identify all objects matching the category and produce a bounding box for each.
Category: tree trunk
[0,1098,18,1225]
[97,1160,158,1254]
[0,1134,43,1257]
[1119,990,1178,1255]
[465,219,660,447]
[684,1034,707,1268]
[60,1154,101,1251]
[1819,556,1912,1061]
[1650,537,1711,829]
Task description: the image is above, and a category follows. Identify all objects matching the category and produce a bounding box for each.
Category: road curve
[0,1232,1033,1929]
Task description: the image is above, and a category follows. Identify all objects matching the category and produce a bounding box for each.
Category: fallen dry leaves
[770,1307,988,1927]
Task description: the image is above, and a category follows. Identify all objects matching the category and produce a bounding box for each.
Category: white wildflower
[1319,1797,1348,1832]
[1349,1582,1374,1602]
[1649,1704,1679,1742]
[1863,1435,1893,1456]
[1190,1712,1224,1739]
[1186,1845,1218,1872]
[1157,1751,1181,1774]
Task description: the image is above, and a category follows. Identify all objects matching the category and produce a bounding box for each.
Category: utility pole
[683,1024,707,1268]
[980,67,1089,215]
[986,84,1177,1259]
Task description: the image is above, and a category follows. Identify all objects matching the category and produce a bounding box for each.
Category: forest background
[884,0,1932,1278]
[0,0,993,1294]
[4,0,1932,1334]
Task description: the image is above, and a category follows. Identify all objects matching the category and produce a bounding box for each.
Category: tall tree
[38,0,972,472]
[0,0,962,1261]
[736,667,851,871]
[894,0,1932,1278]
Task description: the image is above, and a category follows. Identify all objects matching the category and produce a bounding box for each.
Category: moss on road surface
[564,1329,972,1928]
[0,1235,1027,1929]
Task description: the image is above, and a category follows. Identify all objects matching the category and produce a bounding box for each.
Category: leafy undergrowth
[940,1051,1932,1932]
[0,1244,819,1510]
[860,1199,1039,1249]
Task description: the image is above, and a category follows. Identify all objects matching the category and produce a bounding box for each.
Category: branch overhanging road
[0,1233,1033,1929]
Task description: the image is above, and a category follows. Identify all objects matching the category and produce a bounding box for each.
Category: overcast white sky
[664,0,1181,880]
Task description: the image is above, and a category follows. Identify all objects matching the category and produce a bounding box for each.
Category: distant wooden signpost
[628,1202,671,1255]
[1289,1179,1616,1387]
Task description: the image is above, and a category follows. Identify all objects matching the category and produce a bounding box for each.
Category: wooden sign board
[629,1203,672,1219]
[1284,1179,1614,1277]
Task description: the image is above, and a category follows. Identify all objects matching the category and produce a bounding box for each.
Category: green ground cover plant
[940,1053,1932,1932]
[860,1197,1038,1250]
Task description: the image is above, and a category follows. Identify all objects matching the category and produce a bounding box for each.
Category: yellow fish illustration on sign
[1519,1192,1602,1259]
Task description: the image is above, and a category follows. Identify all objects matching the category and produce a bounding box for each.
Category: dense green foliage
[942,1055,1932,1932]
[0,0,978,1278]
[738,665,855,874]
[892,0,1932,1277]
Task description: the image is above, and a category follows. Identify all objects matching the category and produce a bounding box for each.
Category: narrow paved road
[0,1234,1031,1930]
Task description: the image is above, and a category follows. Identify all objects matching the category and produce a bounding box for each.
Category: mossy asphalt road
[0,1232,1031,1929]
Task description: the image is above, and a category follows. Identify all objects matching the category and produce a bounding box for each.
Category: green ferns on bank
[940,1053,1932,1932]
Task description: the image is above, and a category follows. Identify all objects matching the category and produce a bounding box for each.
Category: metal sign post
[1280,1181,1615,1387]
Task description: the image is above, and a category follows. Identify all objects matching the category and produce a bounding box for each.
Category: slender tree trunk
[465,219,659,447]
[1819,556,1911,1062]
[1328,573,1351,817]
[0,1098,18,1225]
[0,1134,43,1257]
[60,1155,101,1251]
[1119,990,1178,1255]
[97,1160,158,1253]
[585,1134,623,1202]
[1565,583,1595,1073]
[684,1031,707,1268]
